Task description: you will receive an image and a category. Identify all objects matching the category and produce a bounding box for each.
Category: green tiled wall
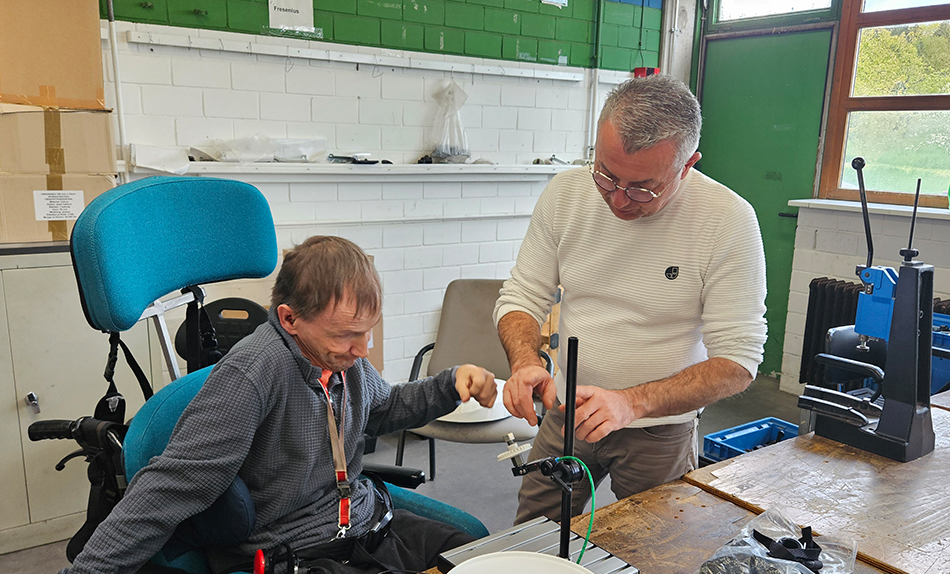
[104,0,662,70]
[382,20,425,48]
[425,26,465,52]
[359,0,404,19]
[484,8,520,35]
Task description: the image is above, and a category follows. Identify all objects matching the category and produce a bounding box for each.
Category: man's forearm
[497,311,544,372]
[621,357,753,420]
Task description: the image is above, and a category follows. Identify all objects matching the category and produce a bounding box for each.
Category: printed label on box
[269,0,315,32]
[34,190,84,221]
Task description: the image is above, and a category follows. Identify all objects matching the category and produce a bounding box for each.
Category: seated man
[61,235,497,574]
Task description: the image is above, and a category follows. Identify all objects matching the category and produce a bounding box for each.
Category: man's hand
[565,386,639,443]
[455,364,497,408]
[502,365,556,427]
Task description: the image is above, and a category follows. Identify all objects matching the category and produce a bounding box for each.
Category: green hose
[557,456,596,564]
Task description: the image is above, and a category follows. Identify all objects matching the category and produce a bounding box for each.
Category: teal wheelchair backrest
[71,176,278,333]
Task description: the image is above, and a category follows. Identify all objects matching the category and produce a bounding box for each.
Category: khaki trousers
[515,405,698,524]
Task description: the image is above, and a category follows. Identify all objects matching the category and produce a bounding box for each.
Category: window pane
[718,0,832,21]
[863,0,950,13]
[852,20,950,96]
[840,110,950,195]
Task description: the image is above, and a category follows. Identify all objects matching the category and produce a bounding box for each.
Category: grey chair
[394,278,553,479]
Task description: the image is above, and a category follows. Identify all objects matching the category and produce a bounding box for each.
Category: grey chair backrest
[426,279,512,379]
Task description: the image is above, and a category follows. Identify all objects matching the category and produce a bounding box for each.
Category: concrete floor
[0,374,801,573]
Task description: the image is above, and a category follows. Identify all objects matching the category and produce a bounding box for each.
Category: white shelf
[789,199,950,221]
[129,161,577,183]
[124,30,587,83]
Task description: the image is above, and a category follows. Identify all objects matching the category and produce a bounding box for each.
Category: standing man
[495,75,767,523]
[62,235,497,574]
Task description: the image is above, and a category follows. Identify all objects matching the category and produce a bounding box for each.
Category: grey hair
[597,75,702,165]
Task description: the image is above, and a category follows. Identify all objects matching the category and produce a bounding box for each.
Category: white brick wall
[780,204,950,394]
[102,22,623,165]
[133,165,554,381]
[102,21,634,381]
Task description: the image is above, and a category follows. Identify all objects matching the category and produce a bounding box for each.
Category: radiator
[799,278,950,389]
[799,278,863,387]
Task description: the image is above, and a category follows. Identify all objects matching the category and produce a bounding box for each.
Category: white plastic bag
[190,135,280,163]
[274,138,328,162]
[431,80,470,163]
[188,135,328,163]
[699,507,856,574]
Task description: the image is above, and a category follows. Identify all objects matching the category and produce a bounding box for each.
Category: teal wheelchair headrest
[71,176,278,333]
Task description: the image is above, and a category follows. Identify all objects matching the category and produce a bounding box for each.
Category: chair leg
[396,430,407,466]
[428,437,436,481]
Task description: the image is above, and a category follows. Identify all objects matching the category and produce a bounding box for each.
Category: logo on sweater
[665,266,679,280]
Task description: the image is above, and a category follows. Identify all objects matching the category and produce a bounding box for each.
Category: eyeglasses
[588,164,678,203]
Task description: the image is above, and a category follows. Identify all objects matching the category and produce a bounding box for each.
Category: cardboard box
[367,312,384,374]
[365,255,384,373]
[0,104,47,174]
[0,105,116,175]
[0,0,106,109]
[0,173,116,243]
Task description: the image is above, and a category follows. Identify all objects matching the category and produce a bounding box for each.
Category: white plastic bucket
[450,551,595,574]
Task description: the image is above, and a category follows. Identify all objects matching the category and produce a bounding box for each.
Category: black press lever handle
[803,385,882,416]
[815,353,885,383]
[852,157,874,272]
[798,396,869,427]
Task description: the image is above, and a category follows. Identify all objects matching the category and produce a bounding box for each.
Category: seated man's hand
[503,365,555,427]
[455,364,497,408]
[566,386,638,443]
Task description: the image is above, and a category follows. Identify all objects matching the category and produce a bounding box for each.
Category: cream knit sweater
[494,166,768,428]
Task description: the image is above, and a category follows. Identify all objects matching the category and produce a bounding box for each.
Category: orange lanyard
[318,370,350,538]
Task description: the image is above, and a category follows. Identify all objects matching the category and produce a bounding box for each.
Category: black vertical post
[559,337,579,559]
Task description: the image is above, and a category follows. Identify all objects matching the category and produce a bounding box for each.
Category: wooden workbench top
[931,389,950,411]
[567,480,884,574]
[684,407,950,574]
[568,480,749,573]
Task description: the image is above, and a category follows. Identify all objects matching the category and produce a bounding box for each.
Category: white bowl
[437,378,511,423]
[450,551,594,574]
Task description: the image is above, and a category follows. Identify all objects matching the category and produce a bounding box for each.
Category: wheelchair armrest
[362,463,426,488]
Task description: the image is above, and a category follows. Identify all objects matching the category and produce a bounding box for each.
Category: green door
[698,29,832,377]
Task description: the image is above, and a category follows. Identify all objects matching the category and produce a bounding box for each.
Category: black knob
[851,157,866,170]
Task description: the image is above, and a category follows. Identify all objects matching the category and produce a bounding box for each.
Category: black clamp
[753,526,823,572]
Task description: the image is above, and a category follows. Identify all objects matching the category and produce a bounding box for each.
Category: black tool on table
[797,157,935,462]
[327,154,392,165]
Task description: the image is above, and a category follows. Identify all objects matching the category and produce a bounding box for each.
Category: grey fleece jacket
[61,310,462,574]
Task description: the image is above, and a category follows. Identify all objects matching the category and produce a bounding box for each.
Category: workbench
[568,480,885,574]
[427,478,885,573]
[683,405,950,574]
[429,399,950,574]
[931,389,950,412]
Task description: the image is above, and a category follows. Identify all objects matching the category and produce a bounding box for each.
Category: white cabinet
[0,271,30,533]
[0,252,152,553]
[0,250,276,553]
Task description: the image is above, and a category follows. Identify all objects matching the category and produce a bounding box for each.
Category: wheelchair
[28,176,487,574]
